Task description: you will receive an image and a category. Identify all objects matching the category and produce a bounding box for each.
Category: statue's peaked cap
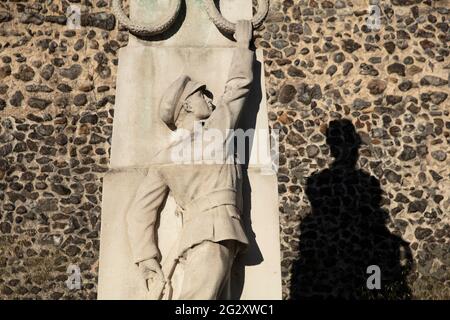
[159,75,206,128]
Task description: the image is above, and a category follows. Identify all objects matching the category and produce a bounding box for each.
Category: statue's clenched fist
[234,20,253,47]
[138,258,164,287]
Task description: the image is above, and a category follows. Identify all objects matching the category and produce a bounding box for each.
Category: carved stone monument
[98,0,281,300]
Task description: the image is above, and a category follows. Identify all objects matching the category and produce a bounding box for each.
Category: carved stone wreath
[112,0,269,37]
[112,0,182,37]
[203,0,270,34]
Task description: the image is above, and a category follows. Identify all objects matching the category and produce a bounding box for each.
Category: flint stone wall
[0,0,449,299]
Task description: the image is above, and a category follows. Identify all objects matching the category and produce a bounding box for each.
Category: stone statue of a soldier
[127,20,254,300]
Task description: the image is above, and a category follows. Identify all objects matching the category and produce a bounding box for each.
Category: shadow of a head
[326,119,362,168]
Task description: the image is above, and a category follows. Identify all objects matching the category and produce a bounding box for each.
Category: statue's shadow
[290,120,413,299]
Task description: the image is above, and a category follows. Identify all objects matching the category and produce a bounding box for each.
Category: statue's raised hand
[234,20,253,47]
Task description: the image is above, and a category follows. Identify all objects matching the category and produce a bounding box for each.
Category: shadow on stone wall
[290,119,413,299]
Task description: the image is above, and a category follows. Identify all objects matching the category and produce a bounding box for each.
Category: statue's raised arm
[207,20,255,131]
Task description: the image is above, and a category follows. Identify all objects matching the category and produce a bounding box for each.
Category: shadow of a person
[290,119,413,299]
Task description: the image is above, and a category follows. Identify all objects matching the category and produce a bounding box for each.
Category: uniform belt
[180,189,238,220]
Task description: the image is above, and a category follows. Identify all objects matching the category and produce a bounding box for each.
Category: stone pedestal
[98,0,282,299]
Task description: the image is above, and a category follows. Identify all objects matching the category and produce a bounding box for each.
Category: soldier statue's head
[159,75,214,131]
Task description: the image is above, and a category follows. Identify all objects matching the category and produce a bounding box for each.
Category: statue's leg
[178,240,236,300]
[217,240,238,300]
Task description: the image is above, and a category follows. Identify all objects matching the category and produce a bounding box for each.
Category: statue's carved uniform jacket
[128,46,254,263]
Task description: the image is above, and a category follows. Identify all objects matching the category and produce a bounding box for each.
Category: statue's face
[185,90,214,120]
